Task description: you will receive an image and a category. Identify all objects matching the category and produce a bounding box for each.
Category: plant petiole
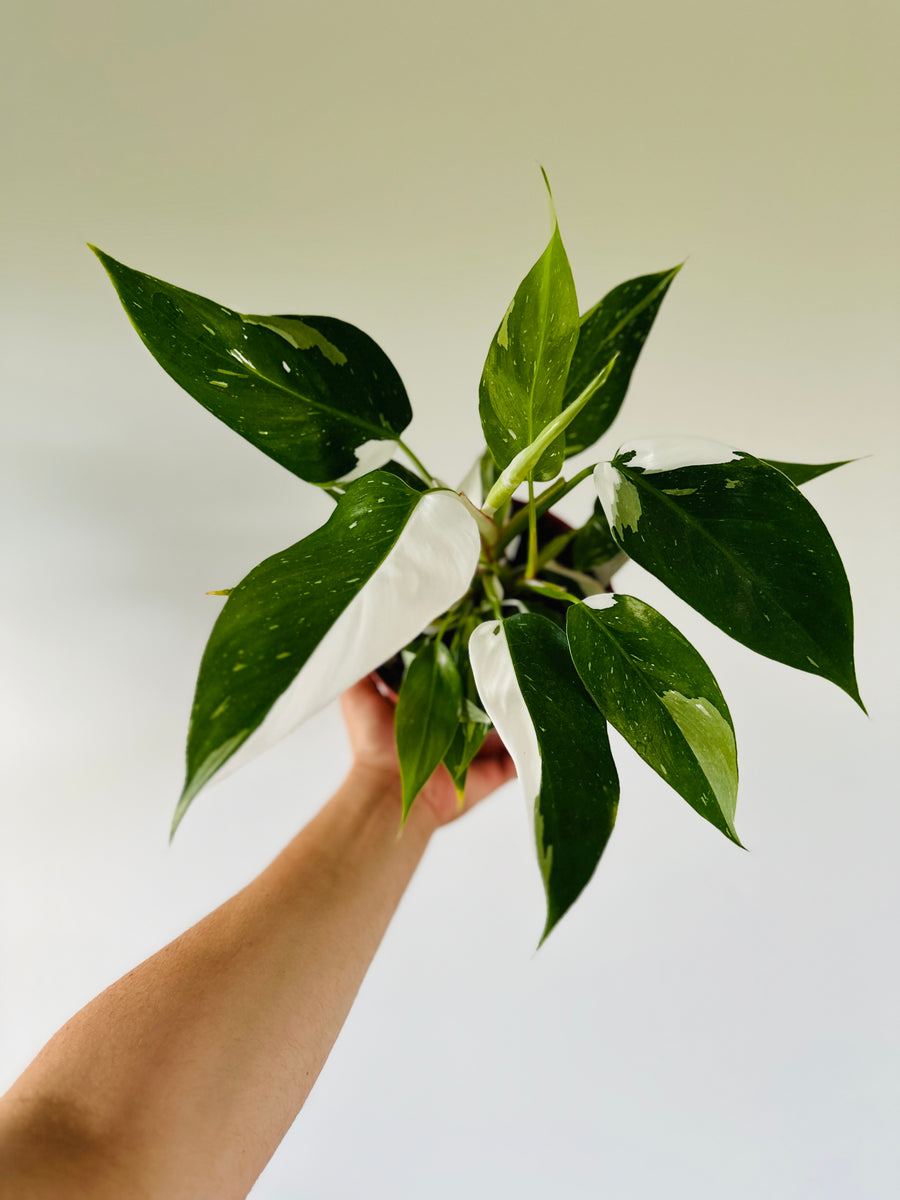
[525,477,539,578]
[495,463,596,554]
[396,438,437,487]
[520,579,582,605]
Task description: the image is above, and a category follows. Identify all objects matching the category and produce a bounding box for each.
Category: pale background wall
[2,1,898,1195]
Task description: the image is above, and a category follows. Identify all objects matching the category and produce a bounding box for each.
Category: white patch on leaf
[593,463,642,535]
[619,436,740,473]
[334,438,398,483]
[216,491,481,783]
[469,621,541,808]
[582,592,618,612]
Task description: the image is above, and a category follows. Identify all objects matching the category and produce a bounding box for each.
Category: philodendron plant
[93,175,863,942]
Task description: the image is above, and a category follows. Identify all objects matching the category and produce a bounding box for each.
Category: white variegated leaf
[175,472,481,832]
[470,614,619,943]
[469,620,542,809]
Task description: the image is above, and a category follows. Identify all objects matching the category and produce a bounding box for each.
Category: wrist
[344,762,441,839]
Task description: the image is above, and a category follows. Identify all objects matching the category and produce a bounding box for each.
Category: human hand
[340,677,516,827]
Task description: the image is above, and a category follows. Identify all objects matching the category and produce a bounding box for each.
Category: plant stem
[520,579,582,605]
[481,352,618,517]
[496,463,596,554]
[535,528,578,572]
[396,439,436,487]
[525,477,539,579]
[482,572,504,620]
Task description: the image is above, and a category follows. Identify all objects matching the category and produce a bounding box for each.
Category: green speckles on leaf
[91,246,412,485]
[497,299,514,349]
[478,171,580,481]
[534,803,554,893]
[662,487,697,496]
[609,454,863,707]
[498,614,619,945]
[659,690,738,831]
[613,477,642,534]
[241,315,348,366]
[567,595,741,845]
[562,265,682,457]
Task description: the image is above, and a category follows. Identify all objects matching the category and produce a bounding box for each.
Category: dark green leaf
[570,499,620,573]
[762,458,856,487]
[469,614,619,943]
[396,640,463,820]
[442,719,489,801]
[478,180,579,482]
[567,595,740,844]
[92,247,412,484]
[596,441,863,706]
[563,266,681,456]
[175,473,481,833]
[378,459,430,492]
[442,636,490,799]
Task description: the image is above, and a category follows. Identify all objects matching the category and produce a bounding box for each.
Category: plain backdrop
[2,2,898,1196]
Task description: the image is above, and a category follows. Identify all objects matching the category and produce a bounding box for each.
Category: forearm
[0,765,436,1200]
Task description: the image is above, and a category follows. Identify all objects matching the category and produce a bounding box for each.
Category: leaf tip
[399,787,416,827]
[536,906,562,951]
[727,824,747,852]
[169,791,191,843]
[537,164,558,228]
[87,243,114,270]
[834,660,866,713]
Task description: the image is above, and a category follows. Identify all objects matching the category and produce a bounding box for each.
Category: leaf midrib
[580,266,680,351]
[619,463,838,671]
[117,270,392,443]
[578,608,726,800]
[526,233,559,445]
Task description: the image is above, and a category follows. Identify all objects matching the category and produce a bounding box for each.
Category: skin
[0,678,515,1200]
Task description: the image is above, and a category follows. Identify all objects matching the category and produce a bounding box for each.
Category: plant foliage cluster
[94,176,862,941]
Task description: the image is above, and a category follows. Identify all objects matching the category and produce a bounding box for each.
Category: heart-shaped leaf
[469,614,619,943]
[478,173,579,482]
[563,266,681,457]
[396,641,463,820]
[567,594,740,844]
[594,438,863,707]
[175,472,480,833]
[92,247,412,484]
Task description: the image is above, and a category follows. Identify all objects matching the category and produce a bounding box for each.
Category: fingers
[340,675,395,725]
[460,750,517,808]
